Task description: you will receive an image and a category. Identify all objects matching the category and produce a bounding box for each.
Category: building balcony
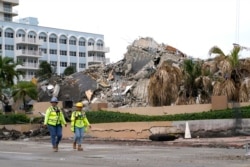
[3,0,19,6]
[16,49,43,58]
[87,46,110,53]
[16,37,43,45]
[1,7,18,16]
[16,63,39,70]
[87,56,106,63]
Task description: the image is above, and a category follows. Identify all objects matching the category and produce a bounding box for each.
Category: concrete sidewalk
[78,136,250,149]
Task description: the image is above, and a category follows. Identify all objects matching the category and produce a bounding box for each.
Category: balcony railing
[16,37,43,45]
[3,7,18,15]
[21,75,35,81]
[16,49,43,57]
[16,63,39,70]
[87,56,106,63]
[87,46,110,53]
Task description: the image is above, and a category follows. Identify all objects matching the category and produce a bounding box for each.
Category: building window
[17,33,25,37]
[49,37,57,43]
[69,40,76,45]
[60,50,67,56]
[70,63,76,68]
[97,43,103,47]
[59,39,67,44]
[17,45,25,50]
[40,48,47,54]
[50,61,57,66]
[28,34,36,39]
[79,63,86,68]
[49,49,57,54]
[79,41,85,46]
[97,53,104,57]
[28,71,35,76]
[88,42,94,46]
[39,36,47,42]
[88,52,95,57]
[60,62,67,67]
[79,52,85,57]
[70,51,76,56]
[5,45,14,50]
[5,32,13,38]
[4,14,11,21]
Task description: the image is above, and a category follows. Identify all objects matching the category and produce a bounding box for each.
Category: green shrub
[85,107,250,124]
[1,106,250,124]
[0,114,30,124]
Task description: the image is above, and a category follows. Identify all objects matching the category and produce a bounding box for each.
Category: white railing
[22,76,35,81]
[16,49,42,57]
[3,7,18,15]
[16,37,43,45]
[22,62,38,68]
[87,46,110,53]
[16,63,39,70]
[88,56,106,62]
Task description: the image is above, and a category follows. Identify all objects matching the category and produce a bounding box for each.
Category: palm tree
[209,45,247,102]
[0,56,24,105]
[148,60,182,106]
[0,56,23,87]
[179,59,203,104]
[12,81,38,112]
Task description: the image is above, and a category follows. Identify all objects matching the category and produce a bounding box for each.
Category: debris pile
[37,37,186,108]
[0,126,49,140]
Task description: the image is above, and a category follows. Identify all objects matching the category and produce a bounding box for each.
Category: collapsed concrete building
[37,37,187,108]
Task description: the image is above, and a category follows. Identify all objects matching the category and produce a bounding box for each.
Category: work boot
[53,146,58,152]
[77,145,83,151]
[73,142,76,149]
[55,144,58,152]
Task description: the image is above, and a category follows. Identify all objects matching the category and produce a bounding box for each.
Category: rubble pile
[37,37,186,108]
[0,127,49,140]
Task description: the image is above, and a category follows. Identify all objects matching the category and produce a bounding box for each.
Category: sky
[15,0,250,63]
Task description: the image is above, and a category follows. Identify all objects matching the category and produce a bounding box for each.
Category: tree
[12,81,38,112]
[179,59,203,104]
[35,61,53,81]
[209,45,246,102]
[63,66,76,76]
[0,56,23,87]
[0,56,24,105]
[148,60,182,106]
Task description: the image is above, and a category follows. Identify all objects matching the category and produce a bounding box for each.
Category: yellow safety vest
[70,110,90,132]
[44,106,66,126]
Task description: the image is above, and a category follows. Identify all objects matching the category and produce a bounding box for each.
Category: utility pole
[235,0,240,44]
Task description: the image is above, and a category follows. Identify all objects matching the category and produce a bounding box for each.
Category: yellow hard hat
[75,102,83,108]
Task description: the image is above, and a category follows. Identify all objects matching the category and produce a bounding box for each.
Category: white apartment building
[0,0,109,81]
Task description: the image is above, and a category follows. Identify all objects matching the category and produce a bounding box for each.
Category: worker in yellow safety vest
[44,97,67,152]
[71,102,91,151]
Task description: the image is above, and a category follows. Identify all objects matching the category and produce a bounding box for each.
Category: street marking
[0,151,31,155]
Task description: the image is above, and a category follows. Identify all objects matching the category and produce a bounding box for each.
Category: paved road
[0,140,249,167]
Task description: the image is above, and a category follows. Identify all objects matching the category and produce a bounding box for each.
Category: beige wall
[30,101,250,117]
[2,100,248,140]
[0,121,173,140]
[105,102,250,116]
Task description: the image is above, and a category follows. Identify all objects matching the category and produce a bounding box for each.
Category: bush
[1,105,250,125]
[0,114,30,124]
[86,107,250,124]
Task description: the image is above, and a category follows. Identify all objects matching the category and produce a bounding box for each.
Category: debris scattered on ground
[0,126,49,140]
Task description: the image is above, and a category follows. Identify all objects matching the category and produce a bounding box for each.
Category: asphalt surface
[0,137,250,167]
